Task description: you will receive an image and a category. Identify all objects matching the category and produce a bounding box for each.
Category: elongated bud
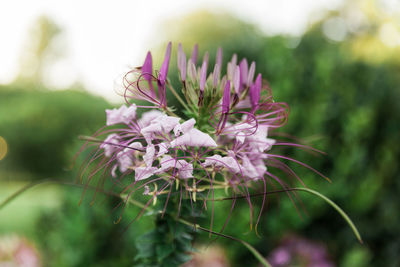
[250,73,262,108]
[239,58,248,89]
[233,66,240,94]
[203,52,209,67]
[191,44,198,65]
[142,51,153,81]
[142,52,155,96]
[177,43,186,81]
[222,80,231,113]
[230,54,237,66]
[247,61,256,86]
[159,42,172,82]
[220,75,227,92]
[199,60,208,92]
[187,59,197,82]
[216,47,223,69]
[227,54,237,81]
[212,64,220,88]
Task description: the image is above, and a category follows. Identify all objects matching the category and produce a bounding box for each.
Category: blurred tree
[16,16,63,86]
[0,86,110,178]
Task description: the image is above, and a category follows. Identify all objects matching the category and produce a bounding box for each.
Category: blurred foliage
[162,10,400,267]
[35,188,153,267]
[17,16,63,85]
[0,85,110,178]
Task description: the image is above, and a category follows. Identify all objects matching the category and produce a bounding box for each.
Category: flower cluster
[81,42,325,224]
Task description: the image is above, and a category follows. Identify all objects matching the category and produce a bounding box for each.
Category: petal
[135,166,158,181]
[157,142,170,157]
[101,134,120,157]
[177,160,193,179]
[143,145,155,166]
[105,105,125,126]
[171,128,217,148]
[121,104,137,124]
[138,110,163,128]
[117,150,133,173]
[173,118,196,136]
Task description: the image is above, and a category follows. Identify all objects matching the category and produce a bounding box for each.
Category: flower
[80,42,326,227]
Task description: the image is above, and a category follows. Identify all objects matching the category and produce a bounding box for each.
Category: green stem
[202,187,362,244]
[166,81,192,112]
[292,187,363,244]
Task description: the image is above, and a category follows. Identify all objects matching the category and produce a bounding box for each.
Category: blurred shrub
[35,188,152,267]
[0,85,110,178]
[162,11,400,267]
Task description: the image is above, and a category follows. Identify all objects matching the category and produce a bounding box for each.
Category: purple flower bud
[247,61,256,86]
[142,51,153,82]
[233,66,240,94]
[239,58,248,88]
[203,51,209,66]
[159,42,172,82]
[216,47,223,68]
[230,54,237,66]
[187,59,197,81]
[220,75,227,92]
[212,64,220,88]
[199,60,208,92]
[222,80,231,114]
[250,73,262,108]
[191,44,198,65]
[177,43,186,81]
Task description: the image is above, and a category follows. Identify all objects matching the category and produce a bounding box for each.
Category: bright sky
[0,0,343,102]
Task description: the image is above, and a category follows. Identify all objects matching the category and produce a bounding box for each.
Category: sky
[0,0,344,102]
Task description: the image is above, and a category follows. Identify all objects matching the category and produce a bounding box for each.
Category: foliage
[163,11,400,266]
[0,85,110,178]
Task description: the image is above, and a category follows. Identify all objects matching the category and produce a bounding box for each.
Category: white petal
[171,128,217,148]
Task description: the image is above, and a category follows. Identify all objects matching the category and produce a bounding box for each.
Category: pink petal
[171,128,217,148]
[135,166,158,181]
[138,110,163,128]
[173,118,196,136]
[143,145,155,167]
[101,134,120,157]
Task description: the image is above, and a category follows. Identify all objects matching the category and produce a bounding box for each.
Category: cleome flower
[80,42,327,228]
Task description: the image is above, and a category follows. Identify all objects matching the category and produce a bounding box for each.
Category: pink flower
[81,42,326,227]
